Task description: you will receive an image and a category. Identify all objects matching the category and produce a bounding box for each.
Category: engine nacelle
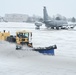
[35,22,42,29]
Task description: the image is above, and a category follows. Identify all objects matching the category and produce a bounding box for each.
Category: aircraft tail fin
[43,6,49,22]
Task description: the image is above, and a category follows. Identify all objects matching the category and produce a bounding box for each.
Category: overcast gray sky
[0,0,76,18]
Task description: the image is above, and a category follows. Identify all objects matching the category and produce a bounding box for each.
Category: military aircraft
[35,6,76,30]
[43,6,76,30]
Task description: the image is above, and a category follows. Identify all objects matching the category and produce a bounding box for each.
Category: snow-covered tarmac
[0,22,76,75]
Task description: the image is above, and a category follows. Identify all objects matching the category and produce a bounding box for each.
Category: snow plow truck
[0,30,57,55]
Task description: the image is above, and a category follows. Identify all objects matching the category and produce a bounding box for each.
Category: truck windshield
[23,33,28,38]
[17,33,29,38]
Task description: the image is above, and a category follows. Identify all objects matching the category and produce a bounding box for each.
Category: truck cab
[16,30,32,49]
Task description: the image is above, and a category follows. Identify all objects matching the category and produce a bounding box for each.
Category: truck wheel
[16,45,22,50]
[16,45,19,50]
[27,43,33,47]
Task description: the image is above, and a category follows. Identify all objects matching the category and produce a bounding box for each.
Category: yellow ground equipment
[0,30,10,41]
[2,30,33,50]
[16,30,33,50]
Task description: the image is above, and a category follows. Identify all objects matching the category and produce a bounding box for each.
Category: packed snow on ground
[0,22,76,75]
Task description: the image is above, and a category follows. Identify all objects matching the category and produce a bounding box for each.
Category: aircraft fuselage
[44,20,68,28]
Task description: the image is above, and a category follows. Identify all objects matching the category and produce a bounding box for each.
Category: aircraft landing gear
[56,27,59,30]
[51,27,54,29]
